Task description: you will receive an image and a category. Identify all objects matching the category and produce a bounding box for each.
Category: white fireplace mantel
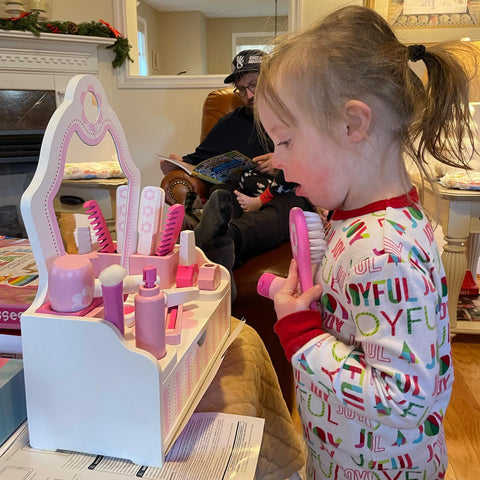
[0,30,114,101]
[0,30,114,75]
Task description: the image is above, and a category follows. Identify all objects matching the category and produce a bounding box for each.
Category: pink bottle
[134,265,166,359]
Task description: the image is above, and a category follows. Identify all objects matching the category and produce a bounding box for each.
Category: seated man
[170,50,312,295]
[169,49,276,215]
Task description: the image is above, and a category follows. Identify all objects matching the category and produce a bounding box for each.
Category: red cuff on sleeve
[274,310,324,361]
[260,186,274,204]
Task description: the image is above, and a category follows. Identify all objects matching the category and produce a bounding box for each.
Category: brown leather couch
[160,88,295,411]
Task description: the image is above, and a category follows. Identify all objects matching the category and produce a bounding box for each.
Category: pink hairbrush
[156,204,185,256]
[290,207,317,309]
[258,208,326,309]
[83,200,115,253]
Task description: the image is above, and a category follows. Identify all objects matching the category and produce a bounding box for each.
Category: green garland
[0,12,133,68]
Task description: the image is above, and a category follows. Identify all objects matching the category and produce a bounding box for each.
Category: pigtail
[412,43,477,169]
[257,5,479,175]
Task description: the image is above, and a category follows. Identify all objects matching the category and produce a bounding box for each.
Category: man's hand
[252,153,275,175]
[169,153,183,162]
[274,259,323,319]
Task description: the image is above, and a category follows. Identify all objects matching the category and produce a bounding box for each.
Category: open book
[158,150,256,184]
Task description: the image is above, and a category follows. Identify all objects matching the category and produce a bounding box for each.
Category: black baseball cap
[224,49,265,84]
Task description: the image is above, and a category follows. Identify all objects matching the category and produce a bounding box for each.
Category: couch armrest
[161,169,211,206]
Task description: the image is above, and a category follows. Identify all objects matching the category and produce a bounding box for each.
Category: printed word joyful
[346,278,417,307]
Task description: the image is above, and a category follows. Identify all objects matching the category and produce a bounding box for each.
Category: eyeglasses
[233,82,257,97]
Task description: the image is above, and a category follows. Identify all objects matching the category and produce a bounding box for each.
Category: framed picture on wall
[368,0,480,28]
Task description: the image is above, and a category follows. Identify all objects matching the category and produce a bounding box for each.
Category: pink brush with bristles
[258,208,326,310]
[83,200,116,253]
[156,204,185,256]
[290,208,318,297]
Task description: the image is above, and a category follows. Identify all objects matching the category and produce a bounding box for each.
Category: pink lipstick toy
[98,264,128,335]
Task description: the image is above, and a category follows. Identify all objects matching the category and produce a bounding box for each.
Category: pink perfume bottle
[134,265,166,359]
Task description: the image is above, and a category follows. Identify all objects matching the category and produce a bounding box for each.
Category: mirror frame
[112,0,302,89]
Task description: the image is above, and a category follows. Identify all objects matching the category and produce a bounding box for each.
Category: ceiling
[142,0,289,18]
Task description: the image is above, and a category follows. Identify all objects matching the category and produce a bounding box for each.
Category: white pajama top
[274,188,453,480]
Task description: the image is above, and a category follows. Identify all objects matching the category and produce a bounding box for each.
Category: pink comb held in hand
[156,204,185,256]
[84,200,115,253]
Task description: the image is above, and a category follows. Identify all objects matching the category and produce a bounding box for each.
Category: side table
[414,178,480,334]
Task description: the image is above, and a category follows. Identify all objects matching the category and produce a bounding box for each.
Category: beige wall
[300,0,362,27]
[207,16,288,75]
[49,0,112,23]
[152,11,207,75]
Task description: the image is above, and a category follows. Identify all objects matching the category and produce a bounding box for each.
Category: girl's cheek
[272,151,286,169]
[272,155,281,169]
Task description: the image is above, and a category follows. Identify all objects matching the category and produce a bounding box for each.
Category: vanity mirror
[112,0,302,88]
[52,127,128,256]
[21,75,141,297]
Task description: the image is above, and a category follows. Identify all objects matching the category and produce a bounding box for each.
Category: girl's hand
[315,206,329,223]
[274,258,323,319]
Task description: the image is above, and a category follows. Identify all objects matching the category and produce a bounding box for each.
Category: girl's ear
[343,100,371,143]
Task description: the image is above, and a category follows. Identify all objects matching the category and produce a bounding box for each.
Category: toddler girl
[256,6,477,479]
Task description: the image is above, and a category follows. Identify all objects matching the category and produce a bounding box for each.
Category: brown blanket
[197,318,306,480]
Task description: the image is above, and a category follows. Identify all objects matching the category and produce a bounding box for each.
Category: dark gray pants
[229,191,313,268]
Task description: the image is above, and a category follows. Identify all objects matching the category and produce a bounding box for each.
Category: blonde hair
[256,5,477,170]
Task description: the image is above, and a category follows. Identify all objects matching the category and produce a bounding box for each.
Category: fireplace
[0,89,57,237]
[0,30,114,238]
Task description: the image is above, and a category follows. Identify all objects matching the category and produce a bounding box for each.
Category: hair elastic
[408,44,426,62]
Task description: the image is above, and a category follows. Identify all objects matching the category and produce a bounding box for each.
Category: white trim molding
[0,30,114,104]
[0,30,114,76]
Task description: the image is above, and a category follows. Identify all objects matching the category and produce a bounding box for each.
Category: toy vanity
[19,74,231,467]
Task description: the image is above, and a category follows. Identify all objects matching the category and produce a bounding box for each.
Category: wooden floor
[290,333,480,479]
[444,333,480,479]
